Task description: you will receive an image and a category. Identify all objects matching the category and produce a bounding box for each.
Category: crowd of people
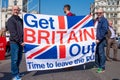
[0,4,119,80]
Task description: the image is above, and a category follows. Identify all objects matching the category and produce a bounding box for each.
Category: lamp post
[0,0,2,30]
[14,0,18,5]
[39,0,40,13]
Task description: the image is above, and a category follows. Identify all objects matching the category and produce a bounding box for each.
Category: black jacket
[6,15,23,44]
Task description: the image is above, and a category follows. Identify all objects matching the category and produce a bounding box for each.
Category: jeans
[10,43,23,77]
[95,39,106,70]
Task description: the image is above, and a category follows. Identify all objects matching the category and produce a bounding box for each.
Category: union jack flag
[24,15,93,59]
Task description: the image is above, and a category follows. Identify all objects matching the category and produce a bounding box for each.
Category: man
[6,6,24,80]
[106,20,119,61]
[95,8,108,73]
[63,4,75,70]
[64,4,75,16]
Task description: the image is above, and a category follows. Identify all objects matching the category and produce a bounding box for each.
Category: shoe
[113,58,120,61]
[12,75,22,80]
[96,68,105,73]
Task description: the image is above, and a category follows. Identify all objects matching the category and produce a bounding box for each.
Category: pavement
[0,48,120,80]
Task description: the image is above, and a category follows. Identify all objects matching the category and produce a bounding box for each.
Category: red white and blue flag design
[23,13,96,71]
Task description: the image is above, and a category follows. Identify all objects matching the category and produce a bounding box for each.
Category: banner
[0,37,6,60]
[23,13,96,71]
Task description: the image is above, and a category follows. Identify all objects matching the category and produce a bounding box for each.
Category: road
[0,48,120,80]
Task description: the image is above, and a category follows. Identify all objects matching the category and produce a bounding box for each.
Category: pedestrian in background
[64,4,75,16]
[106,20,119,61]
[95,8,109,73]
[63,4,75,70]
[6,6,24,80]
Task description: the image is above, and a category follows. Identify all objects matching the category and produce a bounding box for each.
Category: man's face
[12,6,20,15]
[96,10,104,18]
[109,21,113,27]
[64,7,68,14]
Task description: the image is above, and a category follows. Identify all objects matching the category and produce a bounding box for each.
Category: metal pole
[39,0,40,13]
[0,0,2,30]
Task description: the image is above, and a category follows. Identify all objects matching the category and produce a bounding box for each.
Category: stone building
[90,0,120,36]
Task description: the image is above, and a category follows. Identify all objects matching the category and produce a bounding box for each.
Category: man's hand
[21,43,24,46]
[96,40,100,43]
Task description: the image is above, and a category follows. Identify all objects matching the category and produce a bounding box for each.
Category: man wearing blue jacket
[95,8,108,73]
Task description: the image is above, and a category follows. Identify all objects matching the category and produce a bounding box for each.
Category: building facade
[91,0,120,36]
[0,0,27,29]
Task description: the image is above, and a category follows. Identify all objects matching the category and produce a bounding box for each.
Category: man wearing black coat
[6,6,24,80]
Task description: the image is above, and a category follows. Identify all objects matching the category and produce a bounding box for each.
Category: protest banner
[23,13,96,71]
[0,37,6,60]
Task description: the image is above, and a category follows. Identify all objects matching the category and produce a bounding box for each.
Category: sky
[28,0,94,15]
[1,0,94,16]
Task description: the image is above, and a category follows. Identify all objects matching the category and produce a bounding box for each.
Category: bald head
[96,8,104,18]
[12,6,20,15]
[97,8,104,13]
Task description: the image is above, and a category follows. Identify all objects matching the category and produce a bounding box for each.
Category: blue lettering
[24,14,38,28]
[27,62,45,69]
[49,17,55,29]
[70,44,81,56]
[91,42,96,53]
[86,55,95,62]
[55,61,73,67]
[39,19,49,29]
[74,58,84,64]
[24,14,55,29]
[69,42,96,57]
[82,45,90,54]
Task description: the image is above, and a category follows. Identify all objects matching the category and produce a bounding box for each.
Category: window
[109,0,112,5]
[110,13,113,17]
[113,13,117,17]
[112,2,114,5]
[110,7,112,11]
[117,1,119,5]
[108,0,112,5]
[114,1,117,5]
[106,13,109,18]
[5,15,7,18]
[115,20,117,24]
[108,1,110,5]
[107,8,110,11]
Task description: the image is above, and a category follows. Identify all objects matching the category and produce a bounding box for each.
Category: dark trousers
[10,43,23,77]
[106,38,118,59]
[95,39,106,70]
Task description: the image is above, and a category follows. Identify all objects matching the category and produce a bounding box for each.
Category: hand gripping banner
[23,13,96,71]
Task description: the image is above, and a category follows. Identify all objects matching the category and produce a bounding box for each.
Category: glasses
[96,12,103,14]
[13,9,21,11]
